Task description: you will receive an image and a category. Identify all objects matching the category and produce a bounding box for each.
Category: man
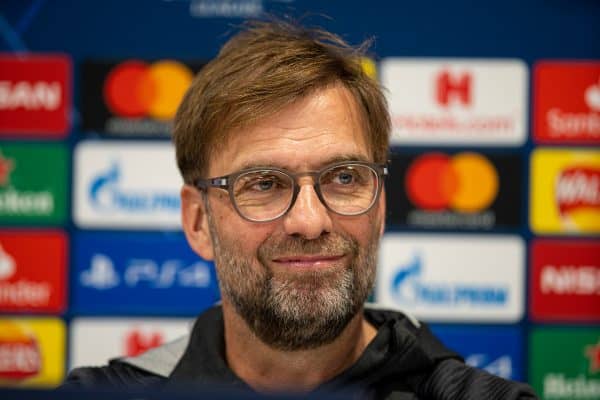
[63,19,537,399]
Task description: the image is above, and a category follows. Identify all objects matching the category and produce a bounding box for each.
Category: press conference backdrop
[0,0,598,397]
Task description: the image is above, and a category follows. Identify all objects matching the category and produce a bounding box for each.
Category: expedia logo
[103,60,193,120]
[0,321,41,381]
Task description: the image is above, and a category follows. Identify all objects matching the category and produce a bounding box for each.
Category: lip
[271,254,345,269]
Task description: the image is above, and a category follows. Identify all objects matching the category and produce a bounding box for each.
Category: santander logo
[585,77,600,112]
[536,62,600,143]
[0,245,16,280]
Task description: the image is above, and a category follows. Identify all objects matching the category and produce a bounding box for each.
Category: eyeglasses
[194,161,388,222]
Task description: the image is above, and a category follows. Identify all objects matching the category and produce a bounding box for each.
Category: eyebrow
[234,153,372,172]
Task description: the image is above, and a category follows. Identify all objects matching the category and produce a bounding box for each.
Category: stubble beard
[206,210,380,351]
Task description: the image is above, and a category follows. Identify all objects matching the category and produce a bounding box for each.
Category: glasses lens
[233,170,294,221]
[319,164,378,215]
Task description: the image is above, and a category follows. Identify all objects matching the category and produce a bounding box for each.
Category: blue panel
[72,231,221,315]
[431,325,524,381]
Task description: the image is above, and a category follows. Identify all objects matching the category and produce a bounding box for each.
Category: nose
[282,183,333,240]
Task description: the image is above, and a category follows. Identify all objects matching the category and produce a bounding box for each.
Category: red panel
[530,239,600,322]
[0,54,71,137]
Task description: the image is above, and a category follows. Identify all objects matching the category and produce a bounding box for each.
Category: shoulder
[418,358,538,399]
[60,334,190,389]
[59,360,165,389]
[363,306,538,399]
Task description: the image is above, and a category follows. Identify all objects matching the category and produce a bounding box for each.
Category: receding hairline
[203,81,374,174]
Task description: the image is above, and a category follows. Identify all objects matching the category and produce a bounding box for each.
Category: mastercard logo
[405,152,499,212]
[103,60,194,121]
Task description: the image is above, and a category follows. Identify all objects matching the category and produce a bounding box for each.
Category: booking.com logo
[102,60,194,120]
[405,152,499,213]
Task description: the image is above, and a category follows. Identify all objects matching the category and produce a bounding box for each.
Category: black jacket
[63,306,538,399]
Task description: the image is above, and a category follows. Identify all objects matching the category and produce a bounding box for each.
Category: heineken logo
[0,154,54,216]
[586,342,600,374]
[0,153,13,186]
[544,374,600,399]
[0,144,67,224]
[531,328,600,399]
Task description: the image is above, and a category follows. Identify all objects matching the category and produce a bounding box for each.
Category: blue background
[72,231,220,315]
[1,0,599,391]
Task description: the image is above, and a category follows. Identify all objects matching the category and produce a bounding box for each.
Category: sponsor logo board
[385,152,522,229]
[534,62,600,144]
[73,141,182,229]
[81,59,205,137]
[376,234,525,322]
[0,231,67,313]
[0,318,65,387]
[530,240,599,322]
[72,231,219,314]
[69,317,191,370]
[431,325,524,381]
[0,54,71,136]
[530,328,600,399]
[530,148,600,234]
[380,58,527,146]
[0,144,68,224]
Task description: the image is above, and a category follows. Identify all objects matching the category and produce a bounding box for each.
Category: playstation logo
[80,253,120,289]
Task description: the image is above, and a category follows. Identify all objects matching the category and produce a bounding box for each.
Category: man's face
[186,85,385,350]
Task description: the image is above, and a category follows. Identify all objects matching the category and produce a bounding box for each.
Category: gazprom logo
[88,161,180,213]
[390,254,508,306]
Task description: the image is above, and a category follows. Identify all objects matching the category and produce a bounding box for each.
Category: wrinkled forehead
[206,85,372,175]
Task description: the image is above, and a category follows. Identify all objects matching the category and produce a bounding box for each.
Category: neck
[221,300,377,393]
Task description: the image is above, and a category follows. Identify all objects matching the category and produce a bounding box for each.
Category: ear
[181,185,214,261]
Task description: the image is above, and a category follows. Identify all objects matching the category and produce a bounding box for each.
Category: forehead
[208,85,371,175]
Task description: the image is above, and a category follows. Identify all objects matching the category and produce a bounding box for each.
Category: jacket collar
[159,306,459,391]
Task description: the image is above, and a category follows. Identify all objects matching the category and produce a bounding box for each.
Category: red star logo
[585,341,600,374]
[0,152,14,186]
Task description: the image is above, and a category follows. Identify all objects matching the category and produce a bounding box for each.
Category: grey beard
[206,207,379,351]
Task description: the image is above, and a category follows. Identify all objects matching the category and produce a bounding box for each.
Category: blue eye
[336,172,354,185]
[256,179,275,191]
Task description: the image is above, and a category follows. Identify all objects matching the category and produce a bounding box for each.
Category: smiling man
[63,19,537,399]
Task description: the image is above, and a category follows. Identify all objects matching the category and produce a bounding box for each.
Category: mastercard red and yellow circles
[406,152,499,213]
[103,60,194,120]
